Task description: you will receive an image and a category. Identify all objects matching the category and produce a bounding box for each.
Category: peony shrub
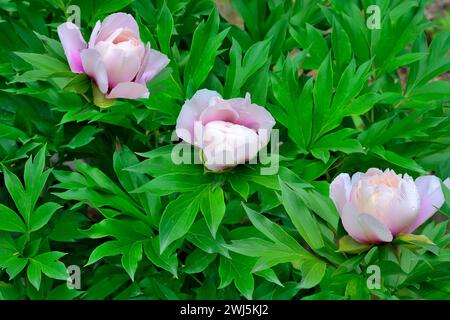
[0,0,449,301]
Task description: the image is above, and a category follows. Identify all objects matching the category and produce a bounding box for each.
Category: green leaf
[200,186,226,238]
[311,129,363,163]
[49,212,87,242]
[340,92,382,117]
[242,204,309,255]
[332,59,372,111]
[407,29,450,91]
[313,53,333,115]
[159,191,203,253]
[224,39,242,98]
[86,241,128,266]
[230,0,261,39]
[62,73,90,93]
[32,251,67,280]
[27,260,42,290]
[184,10,229,92]
[3,256,28,279]
[289,24,328,69]
[287,185,339,230]
[14,52,69,72]
[92,83,115,108]
[241,39,271,81]
[113,145,160,225]
[345,276,370,300]
[84,274,129,300]
[298,259,327,289]
[2,166,28,221]
[0,204,26,233]
[224,38,271,97]
[331,18,351,67]
[184,248,216,274]
[410,81,450,101]
[10,69,52,83]
[157,2,174,55]
[393,233,439,254]
[84,218,151,241]
[121,242,143,281]
[62,126,102,149]
[279,179,324,250]
[265,17,288,62]
[370,145,426,174]
[440,180,450,217]
[384,52,428,73]
[24,146,50,212]
[133,173,211,196]
[186,220,230,258]
[0,124,28,140]
[143,237,178,277]
[243,59,270,105]
[338,235,373,254]
[30,202,62,232]
[225,237,294,259]
[333,255,364,276]
[94,0,134,17]
[46,284,83,300]
[255,268,283,287]
[127,152,203,176]
[270,52,307,146]
[289,77,313,150]
[218,253,255,300]
[228,175,250,200]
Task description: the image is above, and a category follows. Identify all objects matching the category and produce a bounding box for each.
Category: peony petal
[106,82,149,99]
[385,175,420,235]
[365,168,383,176]
[406,175,446,233]
[203,162,229,172]
[329,173,352,214]
[198,121,260,172]
[135,46,170,84]
[176,89,222,144]
[341,203,393,244]
[80,49,108,93]
[199,103,240,124]
[88,20,102,48]
[57,22,87,73]
[229,93,276,133]
[94,41,142,88]
[95,13,140,43]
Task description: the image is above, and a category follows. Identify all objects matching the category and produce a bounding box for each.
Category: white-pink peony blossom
[330,168,450,244]
[175,89,276,171]
[58,13,169,100]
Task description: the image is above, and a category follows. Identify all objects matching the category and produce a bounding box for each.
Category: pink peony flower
[175,89,276,171]
[330,168,450,244]
[57,13,169,100]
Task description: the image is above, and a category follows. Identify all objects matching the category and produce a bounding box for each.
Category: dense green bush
[0,0,449,300]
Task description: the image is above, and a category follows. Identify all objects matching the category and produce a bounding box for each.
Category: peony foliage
[0,0,449,300]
